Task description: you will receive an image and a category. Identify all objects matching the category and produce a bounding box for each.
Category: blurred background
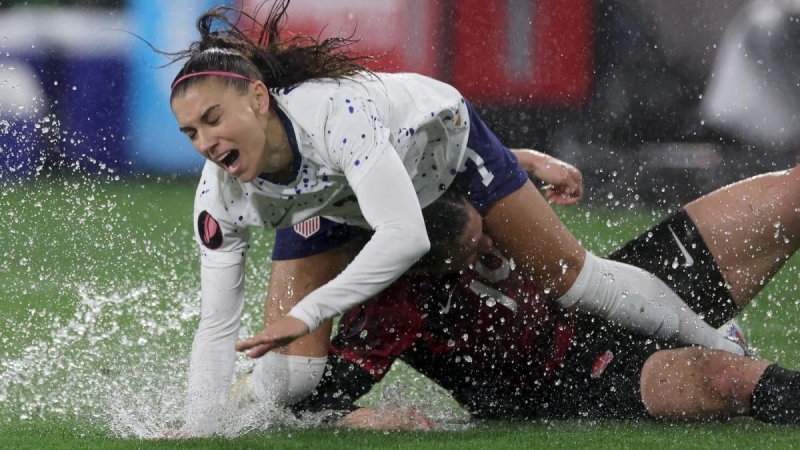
[1,0,798,206]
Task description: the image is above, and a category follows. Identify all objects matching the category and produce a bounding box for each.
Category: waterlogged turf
[2,175,799,449]
[3,418,800,450]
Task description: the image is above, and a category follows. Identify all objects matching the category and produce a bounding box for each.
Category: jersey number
[470,251,518,313]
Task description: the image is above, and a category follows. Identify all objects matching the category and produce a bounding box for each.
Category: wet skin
[171,78,294,183]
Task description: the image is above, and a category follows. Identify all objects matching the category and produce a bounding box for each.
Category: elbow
[415,234,431,262]
[411,221,431,258]
[416,219,431,252]
[389,220,430,261]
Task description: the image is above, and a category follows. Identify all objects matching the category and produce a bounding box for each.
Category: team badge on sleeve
[198,210,223,249]
[293,217,321,238]
[590,350,615,379]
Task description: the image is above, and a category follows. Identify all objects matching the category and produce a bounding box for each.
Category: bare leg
[641,347,771,420]
[685,164,800,308]
[483,180,586,297]
[263,240,362,357]
[483,181,744,353]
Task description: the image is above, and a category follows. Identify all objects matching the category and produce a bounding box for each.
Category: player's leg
[640,347,769,420]
[607,166,799,327]
[641,346,800,424]
[538,318,665,421]
[684,164,800,308]
[454,101,741,353]
[246,228,365,407]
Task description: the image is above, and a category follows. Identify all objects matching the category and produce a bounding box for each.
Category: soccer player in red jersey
[282,164,800,429]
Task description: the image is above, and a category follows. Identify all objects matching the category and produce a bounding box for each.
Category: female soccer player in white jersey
[167,1,747,434]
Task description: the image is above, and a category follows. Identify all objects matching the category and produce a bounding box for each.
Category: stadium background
[2,0,797,204]
[1,1,800,447]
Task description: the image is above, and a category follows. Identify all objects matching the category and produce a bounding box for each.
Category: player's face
[171,79,283,182]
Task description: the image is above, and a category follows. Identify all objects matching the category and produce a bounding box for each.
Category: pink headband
[171,71,255,90]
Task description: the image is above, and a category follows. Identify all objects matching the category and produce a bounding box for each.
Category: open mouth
[218,149,240,170]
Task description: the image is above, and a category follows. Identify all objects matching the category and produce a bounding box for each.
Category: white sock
[252,352,327,406]
[557,252,744,355]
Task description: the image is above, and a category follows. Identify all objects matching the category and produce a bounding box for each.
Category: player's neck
[262,109,295,182]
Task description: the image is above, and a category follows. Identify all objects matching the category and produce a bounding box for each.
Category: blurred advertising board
[127,0,233,175]
[242,0,592,106]
[0,7,130,178]
[241,0,444,78]
[450,0,593,106]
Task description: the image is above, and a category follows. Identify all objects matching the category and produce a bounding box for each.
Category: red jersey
[328,249,576,418]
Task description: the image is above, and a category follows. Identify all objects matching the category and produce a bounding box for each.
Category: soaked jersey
[315,249,577,419]
[294,211,738,422]
[193,72,471,261]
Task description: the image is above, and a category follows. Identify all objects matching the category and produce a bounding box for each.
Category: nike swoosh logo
[269,206,294,228]
[440,286,457,314]
[668,225,694,267]
[468,280,519,314]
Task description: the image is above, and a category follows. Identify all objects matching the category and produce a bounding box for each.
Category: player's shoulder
[193,161,243,218]
[271,77,374,111]
[270,80,352,138]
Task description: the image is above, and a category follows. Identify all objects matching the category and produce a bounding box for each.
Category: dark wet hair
[412,190,473,273]
[165,0,374,100]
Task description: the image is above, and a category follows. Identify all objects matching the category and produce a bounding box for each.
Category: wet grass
[2,175,799,449]
[3,418,800,449]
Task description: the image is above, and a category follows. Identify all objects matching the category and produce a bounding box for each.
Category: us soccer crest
[293,217,320,238]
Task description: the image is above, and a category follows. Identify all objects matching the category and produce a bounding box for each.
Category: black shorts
[608,208,738,328]
[536,209,736,420]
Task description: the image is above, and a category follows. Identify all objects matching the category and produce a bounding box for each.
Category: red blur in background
[241,0,593,107]
[451,0,593,106]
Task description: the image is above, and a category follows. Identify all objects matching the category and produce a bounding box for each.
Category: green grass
[1,175,799,449]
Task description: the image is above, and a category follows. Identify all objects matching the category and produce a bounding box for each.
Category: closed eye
[178,105,220,140]
[182,129,197,141]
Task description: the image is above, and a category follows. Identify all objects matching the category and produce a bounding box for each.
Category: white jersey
[186,72,473,432]
[193,72,471,261]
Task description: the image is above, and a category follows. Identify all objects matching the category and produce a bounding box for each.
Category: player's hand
[336,406,435,431]
[512,149,584,205]
[235,316,310,358]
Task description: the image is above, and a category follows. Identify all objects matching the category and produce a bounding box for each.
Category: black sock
[751,364,800,424]
[606,208,738,328]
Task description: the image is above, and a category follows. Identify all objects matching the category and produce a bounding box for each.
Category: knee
[253,352,328,406]
[641,347,748,418]
[778,164,800,214]
[787,163,800,185]
[700,350,747,400]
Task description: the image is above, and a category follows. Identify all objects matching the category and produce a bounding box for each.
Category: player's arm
[186,254,246,434]
[511,149,583,205]
[281,94,431,333]
[237,95,430,355]
[261,237,366,359]
[185,174,252,435]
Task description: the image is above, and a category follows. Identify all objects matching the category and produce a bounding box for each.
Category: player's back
[333,249,577,418]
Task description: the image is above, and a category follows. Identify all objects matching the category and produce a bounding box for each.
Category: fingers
[236,317,311,358]
[235,334,278,357]
[234,335,264,352]
[547,191,581,205]
[545,182,582,205]
[245,343,274,359]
